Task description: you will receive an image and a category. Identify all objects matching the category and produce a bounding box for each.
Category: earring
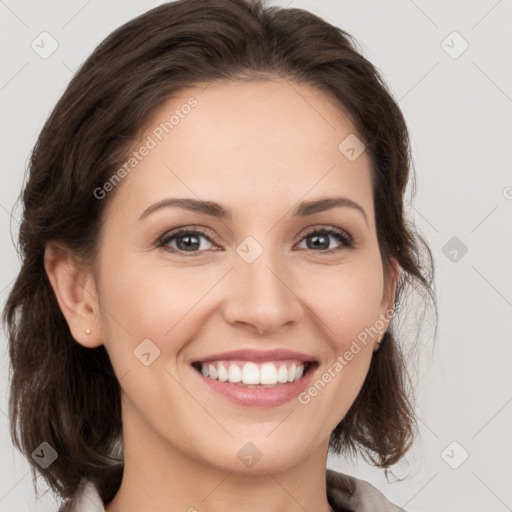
[85,328,91,335]
[376,329,386,346]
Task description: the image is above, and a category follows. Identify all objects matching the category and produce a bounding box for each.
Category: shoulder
[326,468,406,512]
[58,478,105,512]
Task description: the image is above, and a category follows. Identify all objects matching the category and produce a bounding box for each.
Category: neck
[105,402,335,512]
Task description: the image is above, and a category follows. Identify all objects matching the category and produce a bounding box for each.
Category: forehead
[106,79,374,224]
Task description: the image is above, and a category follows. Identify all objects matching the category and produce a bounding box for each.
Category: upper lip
[192,349,317,364]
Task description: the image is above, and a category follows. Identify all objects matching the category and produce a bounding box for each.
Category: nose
[221,246,304,335]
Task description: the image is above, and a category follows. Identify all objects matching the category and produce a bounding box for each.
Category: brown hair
[3,0,436,508]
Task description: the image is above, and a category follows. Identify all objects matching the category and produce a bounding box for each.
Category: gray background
[1,0,511,511]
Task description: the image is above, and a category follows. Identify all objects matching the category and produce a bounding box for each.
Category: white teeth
[228,365,242,383]
[287,363,296,382]
[218,362,229,382]
[197,360,307,385]
[277,364,289,383]
[242,362,260,384]
[260,363,277,385]
[208,364,218,379]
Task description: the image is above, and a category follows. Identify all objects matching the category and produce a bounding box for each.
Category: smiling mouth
[191,360,317,388]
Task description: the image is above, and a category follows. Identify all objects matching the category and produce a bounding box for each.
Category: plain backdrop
[1,1,511,511]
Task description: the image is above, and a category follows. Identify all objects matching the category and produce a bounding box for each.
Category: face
[86,79,396,473]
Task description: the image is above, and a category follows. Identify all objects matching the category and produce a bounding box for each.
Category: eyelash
[156,225,355,256]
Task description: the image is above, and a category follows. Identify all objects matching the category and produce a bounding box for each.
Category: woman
[3,0,435,510]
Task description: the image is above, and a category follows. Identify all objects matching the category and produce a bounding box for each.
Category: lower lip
[193,363,318,407]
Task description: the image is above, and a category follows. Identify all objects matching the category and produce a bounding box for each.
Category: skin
[45,78,398,512]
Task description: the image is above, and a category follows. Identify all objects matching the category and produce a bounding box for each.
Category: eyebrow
[138,196,368,226]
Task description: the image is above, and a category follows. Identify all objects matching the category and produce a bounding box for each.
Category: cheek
[297,262,384,419]
[302,257,385,348]
[96,251,217,360]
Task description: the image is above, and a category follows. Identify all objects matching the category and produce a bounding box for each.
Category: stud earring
[375,329,386,348]
[85,328,91,335]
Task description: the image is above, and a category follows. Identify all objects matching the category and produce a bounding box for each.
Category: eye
[157,227,218,255]
[156,225,354,256]
[295,226,354,252]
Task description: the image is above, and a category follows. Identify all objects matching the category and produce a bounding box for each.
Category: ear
[44,242,103,348]
[376,256,400,340]
[381,256,400,310]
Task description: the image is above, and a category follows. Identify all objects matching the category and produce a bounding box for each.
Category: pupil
[179,234,199,251]
[309,234,328,250]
